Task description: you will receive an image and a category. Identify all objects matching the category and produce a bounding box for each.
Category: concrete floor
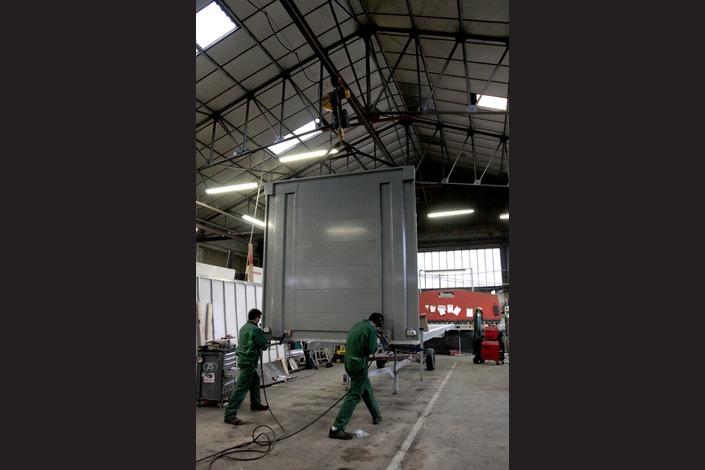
[196,352,509,469]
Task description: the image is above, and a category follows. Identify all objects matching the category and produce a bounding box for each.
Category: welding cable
[275,388,346,442]
[196,357,283,467]
[196,365,349,465]
[196,424,276,468]
[196,392,347,466]
[258,350,350,442]
[198,336,386,466]
[257,352,286,433]
[196,390,347,466]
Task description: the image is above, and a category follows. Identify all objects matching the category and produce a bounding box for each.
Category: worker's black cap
[369,312,384,327]
[248,308,263,321]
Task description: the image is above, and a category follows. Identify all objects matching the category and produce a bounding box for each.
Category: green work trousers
[223,364,263,421]
[332,368,380,430]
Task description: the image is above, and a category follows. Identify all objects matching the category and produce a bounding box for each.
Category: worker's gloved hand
[377,331,388,348]
[278,330,292,345]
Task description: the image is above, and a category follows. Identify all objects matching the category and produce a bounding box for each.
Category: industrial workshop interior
[196,1,509,468]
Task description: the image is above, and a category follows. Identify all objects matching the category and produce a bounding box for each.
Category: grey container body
[261,166,419,345]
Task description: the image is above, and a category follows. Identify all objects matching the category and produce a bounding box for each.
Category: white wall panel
[196,274,285,365]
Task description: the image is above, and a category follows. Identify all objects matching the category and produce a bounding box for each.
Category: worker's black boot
[329,427,353,440]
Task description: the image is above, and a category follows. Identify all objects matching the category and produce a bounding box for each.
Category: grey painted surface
[261,166,419,345]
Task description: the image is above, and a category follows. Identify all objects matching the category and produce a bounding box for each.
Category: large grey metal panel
[262,166,419,345]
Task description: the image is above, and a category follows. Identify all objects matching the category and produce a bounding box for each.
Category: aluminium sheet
[261,166,419,345]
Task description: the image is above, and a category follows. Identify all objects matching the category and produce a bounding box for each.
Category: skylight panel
[294,120,319,137]
[477,95,508,111]
[196,2,237,50]
[268,136,298,155]
[268,119,322,155]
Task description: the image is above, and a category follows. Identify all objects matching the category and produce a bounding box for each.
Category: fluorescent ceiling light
[205,182,258,195]
[242,215,266,228]
[196,2,237,51]
[268,119,322,155]
[499,213,509,220]
[427,209,474,218]
[477,95,507,111]
[279,148,338,163]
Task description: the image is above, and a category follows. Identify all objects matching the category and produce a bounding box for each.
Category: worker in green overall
[329,312,384,439]
[224,308,271,426]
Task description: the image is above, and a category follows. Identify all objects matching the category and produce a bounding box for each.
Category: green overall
[332,319,381,430]
[223,320,270,421]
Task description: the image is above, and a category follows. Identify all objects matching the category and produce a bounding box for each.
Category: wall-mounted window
[418,248,503,290]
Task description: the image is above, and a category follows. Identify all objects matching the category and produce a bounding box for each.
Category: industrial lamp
[242,214,266,227]
[279,147,338,163]
[205,182,258,195]
[427,209,474,218]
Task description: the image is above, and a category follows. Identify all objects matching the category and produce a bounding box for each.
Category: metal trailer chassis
[345,323,456,394]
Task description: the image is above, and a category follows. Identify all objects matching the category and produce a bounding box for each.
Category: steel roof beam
[279,0,393,162]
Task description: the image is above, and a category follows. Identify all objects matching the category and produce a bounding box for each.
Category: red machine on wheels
[472,307,505,365]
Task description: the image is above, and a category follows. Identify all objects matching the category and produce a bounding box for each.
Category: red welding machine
[473,324,505,365]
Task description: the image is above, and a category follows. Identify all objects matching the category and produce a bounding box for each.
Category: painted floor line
[385,363,456,470]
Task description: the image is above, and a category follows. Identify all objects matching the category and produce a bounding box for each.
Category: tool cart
[196,342,237,407]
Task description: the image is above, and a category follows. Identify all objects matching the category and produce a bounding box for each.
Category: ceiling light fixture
[205,182,258,195]
[499,213,509,220]
[279,148,338,163]
[242,214,266,228]
[427,209,474,218]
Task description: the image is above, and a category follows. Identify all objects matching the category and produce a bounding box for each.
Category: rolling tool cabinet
[196,347,237,407]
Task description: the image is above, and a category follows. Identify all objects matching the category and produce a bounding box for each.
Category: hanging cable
[247,166,266,243]
[243,166,266,283]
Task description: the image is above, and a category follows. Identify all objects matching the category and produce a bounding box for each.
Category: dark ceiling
[196,0,509,250]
